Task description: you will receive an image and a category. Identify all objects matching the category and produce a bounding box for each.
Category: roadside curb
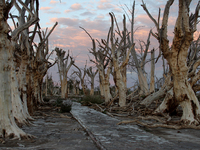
[71,111,107,150]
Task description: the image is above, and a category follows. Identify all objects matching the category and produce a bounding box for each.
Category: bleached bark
[61,79,68,98]
[16,60,33,120]
[99,75,104,97]
[128,1,150,96]
[142,0,200,124]
[0,0,29,138]
[80,27,112,104]
[11,62,33,125]
[56,48,74,98]
[0,43,27,138]
[32,23,57,103]
[99,65,112,103]
[86,67,98,95]
[154,88,175,114]
[140,73,172,107]
[108,13,135,107]
[73,63,87,95]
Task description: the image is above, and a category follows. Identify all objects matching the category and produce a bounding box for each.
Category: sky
[16,0,200,88]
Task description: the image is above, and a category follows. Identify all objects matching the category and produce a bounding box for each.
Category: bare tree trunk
[45,74,48,96]
[61,79,68,98]
[86,67,98,96]
[76,80,80,95]
[154,88,177,114]
[99,75,104,97]
[150,49,155,93]
[140,74,172,107]
[90,83,94,95]
[0,0,40,138]
[11,63,33,126]
[72,78,76,95]
[142,0,200,124]
[115,70,127,106]
[73,63,87,95]
[56,48,74,98]
[99,69,112,104]
[80,26,112,104]
[81,79,87,95]
[16,60,33,120]
[137,70,149,95]
[129,2,150,96]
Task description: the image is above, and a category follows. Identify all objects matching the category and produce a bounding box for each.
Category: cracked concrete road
[71,102,200,150]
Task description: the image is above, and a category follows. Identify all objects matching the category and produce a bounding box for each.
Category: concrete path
[71,102,197,150]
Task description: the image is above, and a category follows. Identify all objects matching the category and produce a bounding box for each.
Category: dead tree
[11,0,40,124]
[73,62,88,95]
[102,13,134,107]
[70,76,80,95]
[127,1,150,96]
[141,0,200,124]
[86,67,98,95]
[56,48,74,98]
[71,77,76,95]
[12,0,57,115]
[0,0,40,139]
[75,80,80,95]
[30,23,57,107]
[82,29,113,103]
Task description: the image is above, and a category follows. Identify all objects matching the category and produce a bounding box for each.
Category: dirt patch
[0,106,98,150]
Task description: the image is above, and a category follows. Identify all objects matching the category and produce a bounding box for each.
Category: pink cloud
[70,3,83,10]
[64,3,83,13]
[99,0,112,2]
[64,10,71,13]
[47,21,109,69]
[40,6,61,14]
[112,7,122,13]
[40,7,52,10]
[49,17,110,32]
[50,0,58,4]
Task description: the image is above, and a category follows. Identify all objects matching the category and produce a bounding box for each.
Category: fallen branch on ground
[107,93,119,107]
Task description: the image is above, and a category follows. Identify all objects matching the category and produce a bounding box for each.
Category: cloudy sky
[36,0,199,87]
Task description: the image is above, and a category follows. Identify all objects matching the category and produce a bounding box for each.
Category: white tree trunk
[154,88,175,114]
[99,71,112,104]
[11,64,33,125]
[140,74,172,107]
[103,81,112,104]
[114,66,126,107]
[16,61,33,121]
[90,88,94,96]
[99,75,104,97]
[142,0,200,124]
[173,75,200,123]
[61,79,68,98]
[0,36,28,139]
[138,69,149,95]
